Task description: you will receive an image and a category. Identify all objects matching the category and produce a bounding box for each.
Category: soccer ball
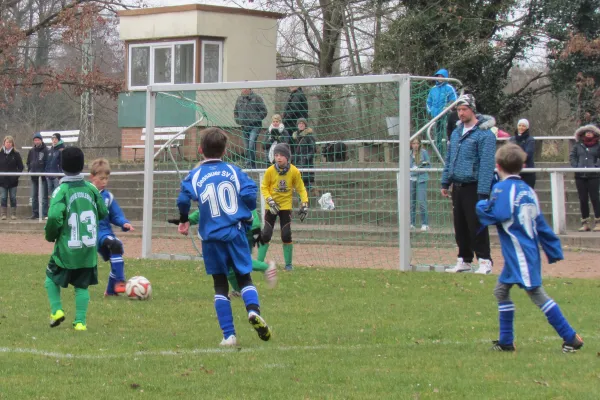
[125,276,152,300]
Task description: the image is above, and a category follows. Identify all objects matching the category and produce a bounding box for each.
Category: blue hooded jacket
[426,69,458,118]
[441,114,497,196]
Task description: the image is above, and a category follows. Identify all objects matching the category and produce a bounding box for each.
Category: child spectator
[410,138,430,232]
[570,124,600,231]
[44,147,108,331]
[476,143,583,353]
[258,143,309,271]
[177,127,272,347]
[291,118,317,196]
[89,158,135,296]
[265,114,289,164]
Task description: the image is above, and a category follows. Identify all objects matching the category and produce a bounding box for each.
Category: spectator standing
[427,69,458,155]
[234,88,267,169]
[0,136,24,220]
[441,94,496,274]
[570,124,600,232]
[410,137,430,232]
[27,132,49,219]
[46,133,65,195]
[291,118,317,197]
[509,119,536,189]
[282,87,308,132]
[265,114,289,164]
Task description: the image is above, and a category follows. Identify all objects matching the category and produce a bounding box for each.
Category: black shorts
[46,258,98,289]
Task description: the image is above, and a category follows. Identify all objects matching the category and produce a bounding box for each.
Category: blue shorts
[201,232,252,276]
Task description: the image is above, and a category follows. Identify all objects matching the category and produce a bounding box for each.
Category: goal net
[141,75,462,271]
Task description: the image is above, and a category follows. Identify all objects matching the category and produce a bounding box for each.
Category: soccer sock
[257,243,269,262]
[227,268,240,292]
[110,255,125,282]
[106,275,117,295]
[44,276,62,314]
[74,287,90,325]
[214,295,235,339]
[498,301,515,345]
[252,259,269,272]
[540,299,576,342]
[241,285,260,315]
[283,243,293,266]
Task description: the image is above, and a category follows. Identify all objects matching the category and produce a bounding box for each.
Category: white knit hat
[517,119,529,129]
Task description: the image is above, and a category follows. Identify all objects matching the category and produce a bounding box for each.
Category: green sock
[252,259,269,272]
[227,268,240,292]
[74,287,90,325]
[44,276,62,314]
[257,243,270,262]
[283,243,293,267]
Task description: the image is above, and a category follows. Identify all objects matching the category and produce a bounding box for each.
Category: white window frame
[201,40,223,83]
[128,40,197,90]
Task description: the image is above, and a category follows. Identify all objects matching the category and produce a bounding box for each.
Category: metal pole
[550,172,567,234]
[38,177,43,222]
[259,172,265,228]
[397,75,411,271]
[141,88,156,258]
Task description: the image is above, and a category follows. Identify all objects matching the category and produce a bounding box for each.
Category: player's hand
[298,202,308,222]
[441,188,450,198]
[178,221,190,236]
[123,223,134,232]
[167,218,180,225]
[252,228,264,247]
[266,197,280,215]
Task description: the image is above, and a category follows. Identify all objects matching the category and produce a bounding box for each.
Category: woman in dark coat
[0,135,24,220]
[509,118,536,188]
[570,124,600,232]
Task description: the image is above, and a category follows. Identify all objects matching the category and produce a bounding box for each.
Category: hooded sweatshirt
[426,69,458,117]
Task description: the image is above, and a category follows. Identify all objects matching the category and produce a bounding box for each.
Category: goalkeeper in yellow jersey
[258,143,308,271]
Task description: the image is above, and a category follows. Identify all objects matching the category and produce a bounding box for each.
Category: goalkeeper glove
[266,197,280,215]
[167,218,180,225]
[251,228,264,247]
[298,202,308,222]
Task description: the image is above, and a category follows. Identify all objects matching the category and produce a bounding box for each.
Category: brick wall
[121,128,144,161]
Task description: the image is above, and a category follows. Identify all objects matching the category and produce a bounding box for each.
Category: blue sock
[541,299,576,342]
[106,274,117,295]
[241,285,260,314]
[498,301,515,345]
[214,295,235,339]
[110,255,125,282]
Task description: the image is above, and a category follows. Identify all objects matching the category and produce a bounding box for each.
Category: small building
[117,4,283,161]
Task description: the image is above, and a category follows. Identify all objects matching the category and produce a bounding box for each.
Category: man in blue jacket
[441,94,496,274]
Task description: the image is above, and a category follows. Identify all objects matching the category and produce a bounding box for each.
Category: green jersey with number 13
[45,176,109,269]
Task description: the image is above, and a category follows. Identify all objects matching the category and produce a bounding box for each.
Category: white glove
[266,197,280,215]
[298,202,308,222]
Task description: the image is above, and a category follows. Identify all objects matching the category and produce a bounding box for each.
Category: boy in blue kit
[89,158,135,296]
[476,144,583,353]
[177,127,272,347]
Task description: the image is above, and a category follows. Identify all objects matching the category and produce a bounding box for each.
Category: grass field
[1,254,598,399]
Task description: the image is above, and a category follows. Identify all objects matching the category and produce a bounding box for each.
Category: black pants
[520,173,536,189]
[575,177,600,219]
[262,209,292,243]
[451,183,491,263]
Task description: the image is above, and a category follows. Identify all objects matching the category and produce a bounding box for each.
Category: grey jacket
[570,125,600,178]
[234,91,267,128]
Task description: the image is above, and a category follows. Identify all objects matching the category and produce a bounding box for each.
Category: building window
[128,40,196,90]
[201,40,223,83]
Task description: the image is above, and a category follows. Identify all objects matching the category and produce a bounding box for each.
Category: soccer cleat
[230,290,241,298]
[114,281,126,294]
[491,340,516,352]
[219,335,238,347]
[73,322,87,331]
[474,259,493,275]
[562,334,584,353]
[104,291,119,297]
[248,311,271,341]
[284,264,293,271]
[49,310,65,328]
[445,258,472,273]
[265,261,278,288]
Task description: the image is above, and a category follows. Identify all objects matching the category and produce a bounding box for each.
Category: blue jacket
[426,69,457,117]
[98,189,130,244]
[441,114,497,196]
[476,177,563,289]
[45,141,65,173]
[410,148,430,183]
[178,159,257,242]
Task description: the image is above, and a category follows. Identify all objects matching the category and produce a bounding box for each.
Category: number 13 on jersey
[68,211,97,248]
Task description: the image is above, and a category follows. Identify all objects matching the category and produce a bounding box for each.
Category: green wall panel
[118,91,196,128]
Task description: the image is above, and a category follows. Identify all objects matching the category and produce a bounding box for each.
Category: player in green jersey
[44,147,108,331]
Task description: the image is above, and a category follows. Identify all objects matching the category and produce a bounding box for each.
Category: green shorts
[46,258,98,289]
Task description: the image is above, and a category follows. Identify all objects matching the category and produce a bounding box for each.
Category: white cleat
[265,260,278,289]
[219,335,237,347]
[445,258,472,273]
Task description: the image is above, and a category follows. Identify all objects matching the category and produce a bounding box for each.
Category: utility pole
[80,27,94,147]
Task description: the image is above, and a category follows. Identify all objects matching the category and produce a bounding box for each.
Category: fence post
[550,171,567,234]
[38,176,43,223]
[259,172,265,228]
[397,75,411,271]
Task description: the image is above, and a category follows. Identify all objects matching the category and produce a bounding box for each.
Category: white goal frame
[142,75,412,270]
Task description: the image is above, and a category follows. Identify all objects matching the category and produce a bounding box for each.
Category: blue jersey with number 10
[177,160,257,242]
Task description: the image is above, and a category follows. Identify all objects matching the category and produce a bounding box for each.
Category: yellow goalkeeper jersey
[261,164,308,210]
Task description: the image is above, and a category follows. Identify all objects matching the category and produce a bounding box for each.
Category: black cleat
[562,334,584,353]
[491,340,516,352]
[248,311,271,341]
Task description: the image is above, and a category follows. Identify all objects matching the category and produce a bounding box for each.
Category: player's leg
[526,286,583,352]
[257,211,277,262]
[45,259,65,327]
[491,282,516,351]
[446,185,472,272]
[101,236,126,295]
[280,210,293,271]
[227,266,241,296]
[73,286,90,331]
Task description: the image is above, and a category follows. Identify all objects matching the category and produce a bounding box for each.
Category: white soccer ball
[125,276,152,300]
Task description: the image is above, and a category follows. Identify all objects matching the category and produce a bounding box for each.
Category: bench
[22,130,80,150]
[124,127,187,161]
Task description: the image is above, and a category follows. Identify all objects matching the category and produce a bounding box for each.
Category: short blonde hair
[272,114,282,122]
[3,136,14,147]
[90,158,111,176]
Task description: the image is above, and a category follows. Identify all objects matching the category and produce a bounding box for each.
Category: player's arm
[293,168,309,204]
[260,168,273,201]
[44,194,66,242]
[536,213,564,263]
[475,186,512,226]
[108,195,132,231]
[238,169,258,211]
[176,172,198,223]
